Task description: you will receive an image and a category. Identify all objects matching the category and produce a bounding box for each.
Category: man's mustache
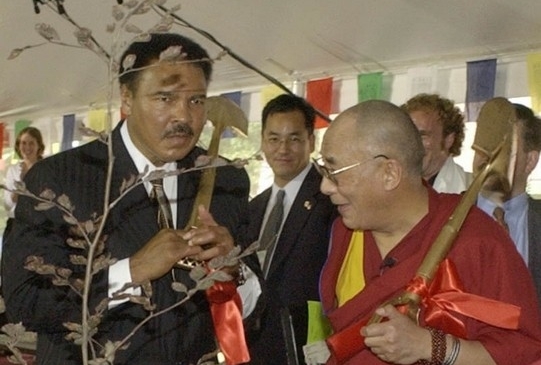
[162,123,194,138]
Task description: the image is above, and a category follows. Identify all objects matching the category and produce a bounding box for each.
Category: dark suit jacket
[528,197,541,309]
[246,166,337,365]
[2,122,250,365]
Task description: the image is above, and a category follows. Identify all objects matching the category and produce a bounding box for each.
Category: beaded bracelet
[419,327,446,365]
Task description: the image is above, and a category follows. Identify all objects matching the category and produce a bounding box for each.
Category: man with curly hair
[402,93,471,193]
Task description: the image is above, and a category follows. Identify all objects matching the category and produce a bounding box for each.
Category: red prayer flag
[0,123,4,157]
[306,77,333,129]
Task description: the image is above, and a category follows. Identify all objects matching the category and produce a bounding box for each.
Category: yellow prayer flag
[51,142,61,155]
[527,53,541,114]
[260,85,285,107]
[87,109,107,133]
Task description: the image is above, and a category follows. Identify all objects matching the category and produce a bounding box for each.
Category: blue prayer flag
[466,59,497,122]
[61,114,75,151]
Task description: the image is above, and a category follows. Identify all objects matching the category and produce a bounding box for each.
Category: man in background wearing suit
[473,102,541,307]
[246,94,336,365]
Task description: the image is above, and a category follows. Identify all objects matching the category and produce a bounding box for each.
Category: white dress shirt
[433,156,472,194]
[3,162,23,219]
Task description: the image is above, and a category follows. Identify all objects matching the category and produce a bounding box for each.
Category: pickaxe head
[471,97,518,200]
[206,96,249,135]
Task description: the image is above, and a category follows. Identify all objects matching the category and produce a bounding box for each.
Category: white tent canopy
[2,0,541,122]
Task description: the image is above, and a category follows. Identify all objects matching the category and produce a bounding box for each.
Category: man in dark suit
[246,94,337,365]
[2,33,253,365]
[473,101,541,307]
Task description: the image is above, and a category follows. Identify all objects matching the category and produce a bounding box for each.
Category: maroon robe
[320,187,541,365]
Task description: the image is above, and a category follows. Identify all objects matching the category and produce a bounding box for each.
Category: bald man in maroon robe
[313,100,541,365]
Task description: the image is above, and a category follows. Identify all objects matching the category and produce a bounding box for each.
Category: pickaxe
[177,95,249,269]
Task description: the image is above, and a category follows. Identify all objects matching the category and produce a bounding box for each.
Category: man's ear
[120,85,133,116]
[525,150,540,176]
[382,158,402,191]
[309,133,316,153]
[444,132,455,152]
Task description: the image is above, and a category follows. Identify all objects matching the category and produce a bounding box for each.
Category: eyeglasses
[312,154,389,185]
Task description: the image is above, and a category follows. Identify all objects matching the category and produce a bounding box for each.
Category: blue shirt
[477,193,529,264]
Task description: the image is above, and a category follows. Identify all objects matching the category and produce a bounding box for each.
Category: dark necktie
[151,178,174,229]
[493,206,509,231]
[260,189,285,277]
[151,179,201,270]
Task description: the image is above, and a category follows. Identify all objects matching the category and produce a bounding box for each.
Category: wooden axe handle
[184,123,223,230]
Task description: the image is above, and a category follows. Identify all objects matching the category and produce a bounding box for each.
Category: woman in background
[3,126,45,239]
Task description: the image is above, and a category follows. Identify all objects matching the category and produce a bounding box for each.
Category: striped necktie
[493,206,509,231]
[151,178,173,229]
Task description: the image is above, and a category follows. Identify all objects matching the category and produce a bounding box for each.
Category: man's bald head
[332,100,424,177]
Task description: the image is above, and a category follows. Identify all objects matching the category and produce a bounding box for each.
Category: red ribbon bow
[408,259,521,337]
[326,259,521,364]
[206,279,250,365]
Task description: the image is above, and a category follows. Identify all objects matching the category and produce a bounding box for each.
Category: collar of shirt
[266,162,312,224]
[504,192,529,264]
[504,192,528,212]
[120,121,178,227]
[476,193,499,215]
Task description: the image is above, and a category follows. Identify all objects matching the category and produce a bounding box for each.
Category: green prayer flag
[357,72,383,102]
[14,119,31,139]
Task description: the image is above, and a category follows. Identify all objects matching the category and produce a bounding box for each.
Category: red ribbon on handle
[408,259,520,338]
[206,280,250,365]
[326,259,521,364]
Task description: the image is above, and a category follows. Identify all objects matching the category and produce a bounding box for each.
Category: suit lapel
[267,167,322,277]
[251,189,271,241]
[528,198,541,281]
[106,123,159,257]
